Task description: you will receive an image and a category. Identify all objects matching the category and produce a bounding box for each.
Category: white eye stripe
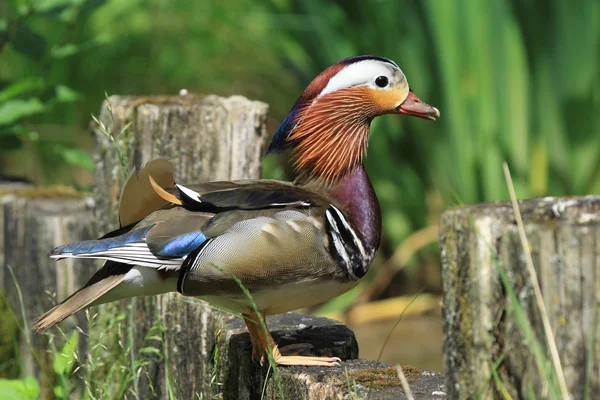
[318,60,404,97]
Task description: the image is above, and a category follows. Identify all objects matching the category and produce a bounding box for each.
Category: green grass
[344,367,360,399]
[497,267,561,399]
[5,293,182,400]
[216,264,284,399]
[91,93,131,179]
[476,354,506,400]
[503,163,568,398]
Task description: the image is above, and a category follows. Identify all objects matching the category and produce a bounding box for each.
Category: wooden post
[90,94,269,398]
[1,186,94,398]
[440,196,600,399]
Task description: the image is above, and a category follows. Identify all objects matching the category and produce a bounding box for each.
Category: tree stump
[1,186,94,398]
[0,181,29,290]
[217,312,446,400]
[440,196,600,399]
[90,94,269,398]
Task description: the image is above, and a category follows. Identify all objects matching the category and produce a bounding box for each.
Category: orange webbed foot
[274,354,341,367]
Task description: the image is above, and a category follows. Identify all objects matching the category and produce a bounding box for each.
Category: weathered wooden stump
[440,196,600,399]
[1,185,94,398]
[218,312,446,400]
[0,183,28,380]
[0,181,29,290]
[90,94,269,398]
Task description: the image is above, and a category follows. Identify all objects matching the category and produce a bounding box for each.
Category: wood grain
[440,196,600,399]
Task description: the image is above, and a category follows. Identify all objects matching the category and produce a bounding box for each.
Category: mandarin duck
[34,55,439,367]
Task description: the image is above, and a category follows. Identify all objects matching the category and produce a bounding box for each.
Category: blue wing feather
[51,226,154,256]
[153,231,207,258]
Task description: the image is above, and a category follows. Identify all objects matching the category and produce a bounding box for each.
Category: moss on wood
[441,196,600,399]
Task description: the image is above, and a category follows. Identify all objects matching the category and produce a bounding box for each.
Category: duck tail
[33,261,131,332]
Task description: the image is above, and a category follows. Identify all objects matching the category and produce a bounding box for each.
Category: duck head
[267,55,440,184]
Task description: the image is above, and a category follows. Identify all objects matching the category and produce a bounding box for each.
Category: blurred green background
[0,0,599,371]
[2,0,599,298]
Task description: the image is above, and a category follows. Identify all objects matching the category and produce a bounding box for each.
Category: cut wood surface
[91,94,269,398]
[440,196,600,399]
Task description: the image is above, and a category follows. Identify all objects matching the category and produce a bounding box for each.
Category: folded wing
[37,159,336,331]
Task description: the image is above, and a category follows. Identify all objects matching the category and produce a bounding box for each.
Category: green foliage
[0,0,101,182]
[0,293,20,378]
[0,2,596,395]
[0,376,40,400]
[267,0,600,248]
[0,98,45,126]
[0,0,597,303]
[91,95,131,178]
[3,0,595,241]
[51,331,79,398]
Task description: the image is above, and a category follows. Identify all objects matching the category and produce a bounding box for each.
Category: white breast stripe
[191,238,214,271]
[325,209,357,280]
[329,205,367,259]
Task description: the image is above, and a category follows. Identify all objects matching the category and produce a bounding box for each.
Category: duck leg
[243,314,263,362]
[244,310,341,367]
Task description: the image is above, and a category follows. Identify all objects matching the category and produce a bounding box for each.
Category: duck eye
[375,76,389,88]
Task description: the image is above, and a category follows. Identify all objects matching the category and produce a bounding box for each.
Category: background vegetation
[2,0,599,251]
[0,0,598,390]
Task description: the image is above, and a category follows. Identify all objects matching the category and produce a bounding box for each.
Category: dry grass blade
[395,365,415,400]
[502,162,569,399]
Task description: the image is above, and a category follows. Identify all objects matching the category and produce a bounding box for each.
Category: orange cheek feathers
[287,88,376,183]
[366,86,409,114]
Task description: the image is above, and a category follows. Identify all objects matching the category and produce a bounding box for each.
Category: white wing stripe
[176,184,202,202]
